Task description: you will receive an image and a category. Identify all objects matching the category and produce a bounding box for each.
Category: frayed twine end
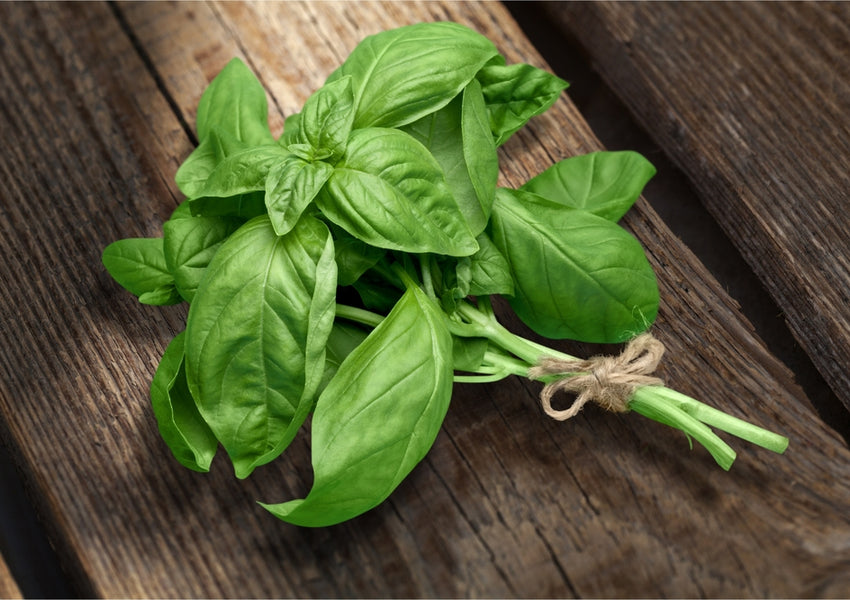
[528,333,665,421]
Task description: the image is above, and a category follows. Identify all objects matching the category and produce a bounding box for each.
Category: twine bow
[528,333,665,421]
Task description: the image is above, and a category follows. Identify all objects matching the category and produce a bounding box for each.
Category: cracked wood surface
[541,1,850,412]
[0,1,848,597]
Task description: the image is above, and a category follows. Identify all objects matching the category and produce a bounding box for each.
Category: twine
[528,333,665,421]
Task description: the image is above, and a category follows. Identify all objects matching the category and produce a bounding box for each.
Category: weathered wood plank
[0,553,22,600]
[540,1,850,412]
[0,1,849,597]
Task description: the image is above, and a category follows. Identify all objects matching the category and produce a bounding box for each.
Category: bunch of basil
[103,22,787,527]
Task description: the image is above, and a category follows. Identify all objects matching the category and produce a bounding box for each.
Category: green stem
[335,303,384,329]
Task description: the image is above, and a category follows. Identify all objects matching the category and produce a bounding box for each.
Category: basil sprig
[103,22,788,528]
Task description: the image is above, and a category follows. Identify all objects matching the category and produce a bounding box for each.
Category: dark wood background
[1,2,849,597]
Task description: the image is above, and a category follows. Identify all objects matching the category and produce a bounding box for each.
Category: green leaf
[489,188,659,343]
[467,232,514,297]
[476,63,569,146]
[325,21,500,128]
[452,335,490,373]
[261,284,453,527]
[317,127,478,256]
[184,214,338,478]
[102,238,182,305]
[520,151,656,222]
[195,144,290,200]
[195,58,275,146]
[265,155,334,236]
[317,320,371,397]
[330,224,386,287]
[291,76,355,161]
[162,214,244,302]
[150,332,218,472]
[402,78,497,236]
[188,192,267,220]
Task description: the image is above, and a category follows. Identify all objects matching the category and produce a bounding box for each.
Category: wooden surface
[0,553,21,600]
[540,1,850,412]
[1,1,849,597]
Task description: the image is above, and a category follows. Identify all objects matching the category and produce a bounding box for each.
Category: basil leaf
[325,21,499,128]
[317,320,371,397]
[162,214,244,302]
[138,285,183,306]
[317,127,478,256]
[520,151,656,222]
[150,331,218,472]
[193,144,290,200]
[265,154,334,236]
[476,63,569,147]
[102,238,182,305]
[452,336,490,373]
[195,58,275,146]
[490,188,659,343]
[467,232,514,297]
[261,284,453,527]
[185,214,337,478]
[351,273,403,313]
[402,78,497,236]
[188,192,267,220]
[291,76,354,162]
[330,224,386,287]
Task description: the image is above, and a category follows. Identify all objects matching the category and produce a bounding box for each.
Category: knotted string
[528,333,665,421]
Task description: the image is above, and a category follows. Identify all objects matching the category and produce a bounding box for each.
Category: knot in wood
[528,333,665,421]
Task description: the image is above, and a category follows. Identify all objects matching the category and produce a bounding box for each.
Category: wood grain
[0,1,849,597]
[0,553,22,600]
[540,1,850,412]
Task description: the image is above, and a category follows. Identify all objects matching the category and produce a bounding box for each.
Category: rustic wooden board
[0,553,22,600]
[540,1,850,412]
[0,1,849,597]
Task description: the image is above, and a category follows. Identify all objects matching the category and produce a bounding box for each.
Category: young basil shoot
[103,21,788,528]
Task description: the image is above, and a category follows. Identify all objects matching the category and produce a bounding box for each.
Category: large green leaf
[325,21,500,128]
[490,188,659,343]
[317,127,478,256]
[402,78,497,236]
[149,332,218,472]
[184,215,337,478]
[261,284,453,527]
[520,151,656,222]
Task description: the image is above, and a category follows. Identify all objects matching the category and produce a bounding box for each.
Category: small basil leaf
[293,76,355,161]
[197,145,291,199]
[150,331,218,472]
[476,63,569,147]
[261,284,453,527]
[401,79,497,236]
[102,238,181,304]
[490,188,659,343]
[325,21,499,128]
[520,151,656,222]
[467,232,514,297]
[452,336,490,373]
[185,214,337,478]
[163,214,244,302]
[195,58,275,146]
[188,191,267,220]
[330,224,386,287]
[265,155,334,236]
[317,127,478,256]
[138,284,183,306]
